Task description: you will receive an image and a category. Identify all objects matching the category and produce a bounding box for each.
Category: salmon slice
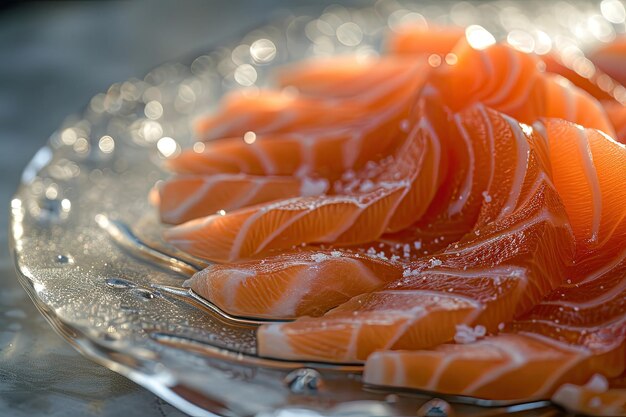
[386,23,464,56]
[428,40,615,134]
[362,251,626,401]
[362,120,626,402]
[552,374,626,416]
[429,40,544,124]
[603,100,626,144]
[533,119,626,271]
[181,97,468,320]
[540,74,616,138]
[591,36,626,87]
[257,183,573,363]
[364,333,623,401]
[169,120,405,181]
[276,55,420,98]
[255,106,575,363]
[185,207,463,321]
[542,53,617,102]
[185,250,403,319]
[195,60,426,141]
[158,174,328,225]
[172,66,426,179]
[164,111,443,263]
[195,90,362,141]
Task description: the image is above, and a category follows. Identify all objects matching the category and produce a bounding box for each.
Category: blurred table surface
[0,1,354,416]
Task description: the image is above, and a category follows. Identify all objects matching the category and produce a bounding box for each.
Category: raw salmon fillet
[256,106,574,362]
[154,21,626,414]
[542,53,617,102]
[184,250,402,319]
[539,74,615,138]
[158,174,327,224]
[603,100,626,144]
[164,105,444,262]
[195,58,425,141]
[362,119,626,400]
[276,56,420,98]
[363,251,626,401]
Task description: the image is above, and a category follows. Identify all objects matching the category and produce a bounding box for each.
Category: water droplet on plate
[284,368,324,394]
[55,254,74,264]
[417,398,454,417]
[105,277,137,289]
[132,288,156,300]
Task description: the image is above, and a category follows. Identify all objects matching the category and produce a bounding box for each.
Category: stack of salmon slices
[157,22,626,416]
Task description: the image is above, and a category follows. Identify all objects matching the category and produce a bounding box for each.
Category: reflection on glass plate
[9,1,622,415]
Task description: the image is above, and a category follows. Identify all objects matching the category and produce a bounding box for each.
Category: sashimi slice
[158,174,328,224]
[362,253,626,401]
[256,107,575,363]
[603,100,626,144]
[363,137,626,399]
[257,182,573,362]
[533,118,626,272]
[172,62,427,179]
[164,112,443,262]
[429,40,544,124]
[386,23,464,56]
[276,55,419,98]
[428,40,614,134]
[165,134,305,176]
[542,53,617,102]
[185,250,403,319]
[195,60,426,141]
[168,119,406,181]
[540,74,616,138]
[195,90,365,141]
[364,334,621,401]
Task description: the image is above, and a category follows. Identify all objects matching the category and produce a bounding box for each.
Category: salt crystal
[454,324,487,344]
[428,258,442,268]
[589,397,602,408]
[330,251,342,257]
[400,119,410,132]
[454,325,476,344]
[359,179,375,192]
[482,191,492,203]
[342,170,355,181]
[474,325,487,337]
[413,241,422,250]
[310,253,329,262]
[300,177,329,196]
[390,255,400,262]
[585,374,609,392]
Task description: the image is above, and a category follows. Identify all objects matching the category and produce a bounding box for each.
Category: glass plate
[9,1,617,416]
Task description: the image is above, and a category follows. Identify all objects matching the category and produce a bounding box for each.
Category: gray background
[0,1,358,416]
